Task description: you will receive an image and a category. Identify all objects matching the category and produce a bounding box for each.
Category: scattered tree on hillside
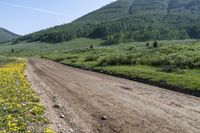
[153,41,158,48]
[90,45,93,49]
[12,40,20,45]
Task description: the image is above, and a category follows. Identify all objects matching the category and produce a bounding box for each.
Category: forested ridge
[19,0,200,43]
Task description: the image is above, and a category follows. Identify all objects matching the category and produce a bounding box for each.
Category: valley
[1,39,200,95]
[1,0,200,132]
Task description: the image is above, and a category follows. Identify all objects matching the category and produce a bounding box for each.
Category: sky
[0,0,116,35]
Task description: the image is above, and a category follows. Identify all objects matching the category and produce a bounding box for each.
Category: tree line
[18,14,200,44]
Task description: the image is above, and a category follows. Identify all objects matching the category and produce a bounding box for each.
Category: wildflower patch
[0,61,53,132]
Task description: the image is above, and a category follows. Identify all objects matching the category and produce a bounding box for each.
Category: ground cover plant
[0,58,54,132]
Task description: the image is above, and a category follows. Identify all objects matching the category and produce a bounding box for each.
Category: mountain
[73,0,132,23]
[0,28,20,43]
[74,0,200,23]
[19,0,200,43]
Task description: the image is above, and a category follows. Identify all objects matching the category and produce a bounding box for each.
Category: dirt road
[26,58,200,133]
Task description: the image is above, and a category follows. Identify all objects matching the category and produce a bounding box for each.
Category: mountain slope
[73,0,132,23]
[0,28,20,43]
[20,0,200,43]
[75,0,200,23]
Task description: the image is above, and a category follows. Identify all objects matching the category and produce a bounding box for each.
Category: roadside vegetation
[0,56,16,66]
[0,57,53,132]
[1,0,200,132]
[0,39,200,96]
[40,40,200,95]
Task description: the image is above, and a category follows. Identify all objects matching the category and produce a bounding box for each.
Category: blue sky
[0,0,116,35]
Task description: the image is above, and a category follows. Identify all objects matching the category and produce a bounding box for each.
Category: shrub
[101,33,124,46]
[151,53,200,69]
[98,54,136,66]
[153,41,158,48]
[160,65,182,73]
[65,56,78,60]
[90,45,94,49]
[84,55,98,62]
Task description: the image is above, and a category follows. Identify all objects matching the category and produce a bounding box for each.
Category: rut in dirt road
[26,58,200,133]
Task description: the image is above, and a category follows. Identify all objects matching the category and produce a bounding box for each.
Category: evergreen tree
[90,45,93,49]
[153,41,158,48]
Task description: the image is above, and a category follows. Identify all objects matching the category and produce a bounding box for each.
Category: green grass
[40,40,200,94]
[96,66,200,91]
[0,56,16,66]
[0,38,103,57]
[0,39,200,95]
[59,57,200,92]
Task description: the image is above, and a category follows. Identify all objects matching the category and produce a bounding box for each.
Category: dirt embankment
[26,58,200,133]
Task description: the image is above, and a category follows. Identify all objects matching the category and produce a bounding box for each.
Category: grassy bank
[41,40,200,96]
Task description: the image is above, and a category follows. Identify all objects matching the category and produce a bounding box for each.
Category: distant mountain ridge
[19,0,200,43]
[0,28,20,43]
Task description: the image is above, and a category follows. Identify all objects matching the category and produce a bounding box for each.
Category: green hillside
[0,38,102,57]
[0,28,20,43]
[74,0,200,23]
[19,0,200,43]
[73,0,132,23]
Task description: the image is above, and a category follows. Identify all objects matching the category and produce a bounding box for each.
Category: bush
[90,45,94,49]
[101,33,124,46]
[84,55,98,62]
[150,53,200,69]
[98,54,136,66]
[153,41,158,48]
[160,65,182,73]
[65,56,78,60]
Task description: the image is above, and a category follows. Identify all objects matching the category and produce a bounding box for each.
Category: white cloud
[2,3,67,17]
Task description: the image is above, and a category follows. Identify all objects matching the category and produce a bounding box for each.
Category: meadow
[39,39,200,96]
[0,38,200,96]
[0,38,200,132]
[0,57,53,132]
[0,39,102,132]
[0,38,102,57]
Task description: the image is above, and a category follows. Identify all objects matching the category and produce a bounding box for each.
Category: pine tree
[153,41,158,48]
